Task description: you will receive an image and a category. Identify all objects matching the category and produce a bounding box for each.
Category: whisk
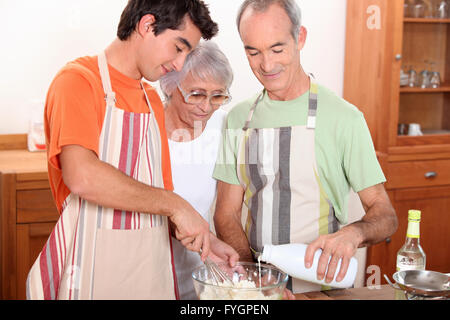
[199,249,233,285]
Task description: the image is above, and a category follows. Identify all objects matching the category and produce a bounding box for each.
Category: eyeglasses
[177,85,231,107]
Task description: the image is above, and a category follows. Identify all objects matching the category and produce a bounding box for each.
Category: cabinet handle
[385,237,391,244]
[395,54,402,61]
[425,171,437,179]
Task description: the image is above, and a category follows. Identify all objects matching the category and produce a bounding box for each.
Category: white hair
[159,41,234,101]
[236,0,302,42]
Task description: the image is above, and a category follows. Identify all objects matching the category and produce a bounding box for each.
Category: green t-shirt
[213,84,386,224]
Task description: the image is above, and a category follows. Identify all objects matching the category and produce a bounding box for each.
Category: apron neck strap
[306,73,318,129]
[242,91,264,131]
[243,73,318,131]
[98,51,155,116]
[140,81,156,117]
[98,51,116,108]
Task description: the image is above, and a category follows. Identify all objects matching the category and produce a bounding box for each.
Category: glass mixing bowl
[192,261,288,300]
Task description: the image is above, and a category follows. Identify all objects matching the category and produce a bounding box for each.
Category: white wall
[0,0,347,134]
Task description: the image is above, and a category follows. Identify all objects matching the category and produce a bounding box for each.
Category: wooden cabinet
[344,0,450,282]
[385,158,450,189]
[0,148,58,299]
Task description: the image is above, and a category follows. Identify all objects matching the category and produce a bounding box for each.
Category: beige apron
[26,52,178,300]
[237,78,340,293]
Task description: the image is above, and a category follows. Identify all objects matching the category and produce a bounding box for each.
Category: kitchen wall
[1,0,370,287]
[0,0,347,134]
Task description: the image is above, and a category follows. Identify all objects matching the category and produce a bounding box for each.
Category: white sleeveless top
[169,108,227,300]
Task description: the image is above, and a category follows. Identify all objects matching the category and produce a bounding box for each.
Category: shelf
[423,129,450,135]
[397,133,450,146]
[404,18,450,23]
[400,85,450,93]
[398,130,450,137]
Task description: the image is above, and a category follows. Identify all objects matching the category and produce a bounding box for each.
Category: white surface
[0,0,347,134]
[261,243,358,289]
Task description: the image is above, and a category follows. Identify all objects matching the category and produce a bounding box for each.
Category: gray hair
[159,41,234,101]
[236,0,302,42]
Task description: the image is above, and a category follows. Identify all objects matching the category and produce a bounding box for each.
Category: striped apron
[237,78,339,293]
[26,52,178,300]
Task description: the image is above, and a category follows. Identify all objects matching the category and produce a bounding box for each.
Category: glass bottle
[396,210,426,272]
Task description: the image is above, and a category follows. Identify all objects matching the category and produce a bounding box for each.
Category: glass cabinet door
[397,4,450,144]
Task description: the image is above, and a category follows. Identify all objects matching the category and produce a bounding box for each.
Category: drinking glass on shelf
[400,69,409,86]
[435,0,449,18]
[412,0,425,18]
[408,68,418,87]
[404,1,412,17]
[408,123,423,136]
[430,72,441,88]
[419,70,431,88]
[398,123,408,135]
[400,65,410,86]
[422,0,434,18]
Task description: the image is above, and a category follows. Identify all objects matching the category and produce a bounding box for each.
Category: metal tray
[385,270,450,298]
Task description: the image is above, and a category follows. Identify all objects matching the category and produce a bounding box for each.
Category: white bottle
[260,243,358,289]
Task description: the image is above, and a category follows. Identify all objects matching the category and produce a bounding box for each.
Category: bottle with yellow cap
[396,210,426,271]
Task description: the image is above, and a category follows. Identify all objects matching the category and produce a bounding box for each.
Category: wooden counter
[0,150,47,172]
[295,285,397,300]
[295,274,449,300]
[0,149,58,300]
[0,150,49,183]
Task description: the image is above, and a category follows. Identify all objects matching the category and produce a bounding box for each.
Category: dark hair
[117,0,218,41]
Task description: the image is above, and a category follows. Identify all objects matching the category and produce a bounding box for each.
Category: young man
[213,0,398,293]
[27,0,232,300]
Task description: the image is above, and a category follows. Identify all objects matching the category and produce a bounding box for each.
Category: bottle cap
[408,209,421,221]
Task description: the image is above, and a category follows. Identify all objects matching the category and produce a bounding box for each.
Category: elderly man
[213,0,398,293]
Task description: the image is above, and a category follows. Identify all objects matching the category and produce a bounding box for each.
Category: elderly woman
[160,41,237,299]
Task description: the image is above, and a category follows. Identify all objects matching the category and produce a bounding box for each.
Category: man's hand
[282,288,296,300]
[304,183,397,284]
[170,199,211,260]
[304,227,362,283]
[207,233,239,267]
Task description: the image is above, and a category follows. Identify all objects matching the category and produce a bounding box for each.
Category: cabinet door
[16,222,55,300]
[344,0,404,153]
[16,189,59,223]
[368,186,450,283]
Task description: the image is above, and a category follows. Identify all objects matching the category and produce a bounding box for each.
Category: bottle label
[396,256,425,271]
[406,221,420,238]
[396,263,424,271]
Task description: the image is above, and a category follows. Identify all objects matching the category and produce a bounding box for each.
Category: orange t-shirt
[45,55,173,213]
